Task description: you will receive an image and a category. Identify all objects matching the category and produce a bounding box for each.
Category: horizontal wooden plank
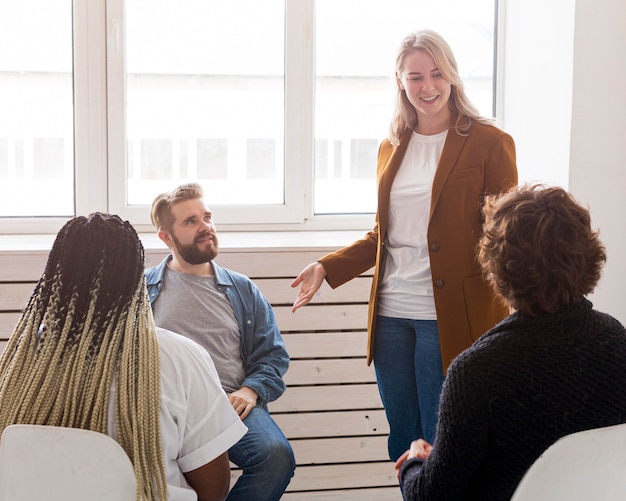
[269,384,383,413]
[255,276,371,305]
[281,486,402,501]
[0,312,20,339]
[0,277,370,312]
[0,283,36,310]
[291,436,389,465]
[145,250,369,279]
[273,410,389,439]
[275,304,368,332]
[284,331,367,359]
[286,461,398,491]
[231,461,398,492]
[0,245,372,282]
[0,254,48,281]
[285,359,375,385]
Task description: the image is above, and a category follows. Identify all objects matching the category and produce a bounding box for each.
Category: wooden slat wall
[0,244,402,500]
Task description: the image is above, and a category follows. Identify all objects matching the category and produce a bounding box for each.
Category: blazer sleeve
[484,129,518,195]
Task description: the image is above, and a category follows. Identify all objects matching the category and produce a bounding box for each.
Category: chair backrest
[0,424,137,501]
[511,422,626,501]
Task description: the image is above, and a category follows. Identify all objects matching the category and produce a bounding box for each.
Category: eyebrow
[406,67,440,76]
[182,211,211,223]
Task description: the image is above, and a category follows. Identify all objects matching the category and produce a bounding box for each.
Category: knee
[266,436,296,475]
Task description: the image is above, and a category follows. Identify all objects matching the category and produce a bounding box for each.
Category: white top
[108,327,248,501]
[377,129,447,320]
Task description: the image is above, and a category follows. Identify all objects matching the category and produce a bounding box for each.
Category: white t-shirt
[377,129,447,320]
[107,327,248,501]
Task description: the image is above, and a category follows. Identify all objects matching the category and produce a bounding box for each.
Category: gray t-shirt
[152,266,246,393]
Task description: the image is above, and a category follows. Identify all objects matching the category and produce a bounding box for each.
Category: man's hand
[228,387,258,420]
[290,262,327,312]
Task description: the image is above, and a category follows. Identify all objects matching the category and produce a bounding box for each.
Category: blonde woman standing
[292,30,518,461]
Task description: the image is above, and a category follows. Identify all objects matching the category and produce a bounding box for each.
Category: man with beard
[145,183,295,501]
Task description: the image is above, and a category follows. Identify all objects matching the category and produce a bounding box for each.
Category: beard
[171,230,219,265]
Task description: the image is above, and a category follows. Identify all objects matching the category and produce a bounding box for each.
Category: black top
[400,299,626,500]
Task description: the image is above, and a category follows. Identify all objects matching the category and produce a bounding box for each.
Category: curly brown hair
[478,185,606,315]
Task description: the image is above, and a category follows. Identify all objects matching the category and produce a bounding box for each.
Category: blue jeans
[227,406,296,501]
[373,316,445,461]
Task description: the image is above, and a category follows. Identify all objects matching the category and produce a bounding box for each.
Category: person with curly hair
[395,185,626,500]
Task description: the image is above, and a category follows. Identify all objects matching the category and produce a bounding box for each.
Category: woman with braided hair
[0,213,247,501]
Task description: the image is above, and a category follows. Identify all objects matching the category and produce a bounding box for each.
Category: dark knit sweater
[400,299,626,500]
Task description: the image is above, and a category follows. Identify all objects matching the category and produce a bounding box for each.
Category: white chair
[0,424,137,501]
[511,423,626,501]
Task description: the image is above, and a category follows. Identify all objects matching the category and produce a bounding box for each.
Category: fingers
[291,291,314,312]
[228,395,252,419]
[408,439,433,460]
[394,450,410,469]
[239,403,252,420]
[291,262,326,312]
[394,450,410,479]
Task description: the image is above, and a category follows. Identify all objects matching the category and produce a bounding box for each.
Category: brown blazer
[319,119,518,371]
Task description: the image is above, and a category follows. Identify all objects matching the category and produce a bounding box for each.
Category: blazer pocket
[446,167,481,182]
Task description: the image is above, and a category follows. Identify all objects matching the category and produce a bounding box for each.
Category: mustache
[195,230,214,243]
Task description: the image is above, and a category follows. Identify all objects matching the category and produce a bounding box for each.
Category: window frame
[0,0,499,235]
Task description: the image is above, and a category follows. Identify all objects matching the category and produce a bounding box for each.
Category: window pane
[314,0,496,214]
[0,1,74,217]
[125,0,285,207]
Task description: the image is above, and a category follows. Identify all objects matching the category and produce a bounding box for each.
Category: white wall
[569,0,626,324]
[503,0,626,324]
[501,0,575,189]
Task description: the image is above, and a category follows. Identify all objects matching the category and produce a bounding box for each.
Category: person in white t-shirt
[0,213,247,501]
[291,30,518,463]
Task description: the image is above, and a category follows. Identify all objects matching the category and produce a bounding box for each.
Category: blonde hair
[151,182,204,231]
[0,213,167,501]
[390,29,493,146]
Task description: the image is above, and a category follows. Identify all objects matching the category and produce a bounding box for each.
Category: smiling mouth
[421,95,438,102]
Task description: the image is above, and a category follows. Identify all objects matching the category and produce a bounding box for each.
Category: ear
[158,229,173,248]
[397,74,405,91]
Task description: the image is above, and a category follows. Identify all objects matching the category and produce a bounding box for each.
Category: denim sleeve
[234,278,289,406]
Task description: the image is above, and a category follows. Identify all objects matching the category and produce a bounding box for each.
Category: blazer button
[434,279,445,288]
[430,242,440,252]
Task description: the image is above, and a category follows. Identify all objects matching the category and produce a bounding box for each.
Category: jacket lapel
[377,130,412,235]
[430,122,469,220]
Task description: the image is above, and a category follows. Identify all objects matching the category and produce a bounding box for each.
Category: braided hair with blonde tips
[0,213,167,501]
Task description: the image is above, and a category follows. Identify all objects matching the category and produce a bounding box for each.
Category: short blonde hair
[151,182,204,230]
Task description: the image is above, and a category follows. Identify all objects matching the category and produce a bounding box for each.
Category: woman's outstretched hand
[290,262,327,312]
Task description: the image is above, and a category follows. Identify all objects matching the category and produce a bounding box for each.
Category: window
[314,0,497,215]
[0,0,496,232]
[0,0,74,218]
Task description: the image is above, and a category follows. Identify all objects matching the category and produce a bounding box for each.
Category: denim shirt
[145,255,289,406]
